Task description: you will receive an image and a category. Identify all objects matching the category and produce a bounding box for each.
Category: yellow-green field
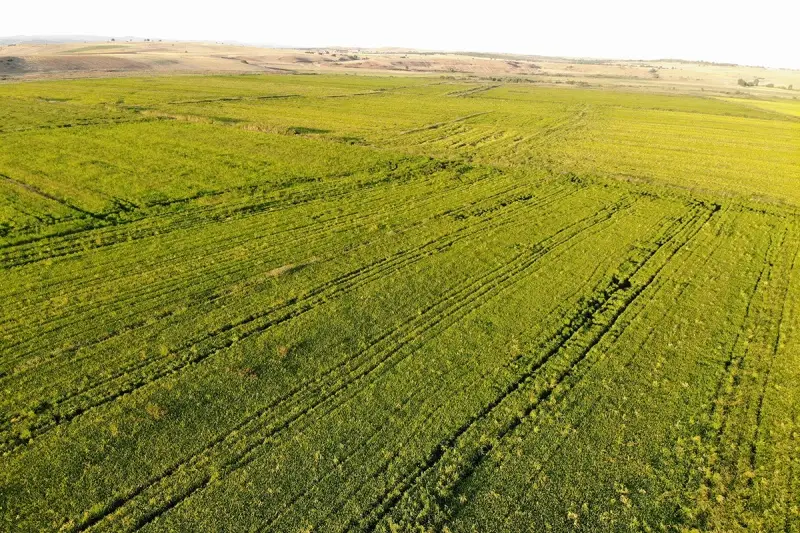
[720,97,800,118]
[1,74,799,532]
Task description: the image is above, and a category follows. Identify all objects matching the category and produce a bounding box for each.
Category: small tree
[737,78,748,87]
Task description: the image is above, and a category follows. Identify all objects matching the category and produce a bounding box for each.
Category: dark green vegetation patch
[1,74,799,532]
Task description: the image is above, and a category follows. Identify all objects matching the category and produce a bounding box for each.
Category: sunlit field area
[1,74,799,532]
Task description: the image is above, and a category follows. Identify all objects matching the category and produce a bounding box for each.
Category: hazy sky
[3,0,799,69]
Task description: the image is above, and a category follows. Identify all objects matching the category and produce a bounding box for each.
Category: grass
[0,74,798,532]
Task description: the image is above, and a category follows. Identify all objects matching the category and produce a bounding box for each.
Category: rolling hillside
[1,74,799,532]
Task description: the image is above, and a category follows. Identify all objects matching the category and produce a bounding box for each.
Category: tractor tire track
[0,155,459,268]
[677,224,783,526]
[71,196,633,532]
[300,250,624,531]
[355,204,716,531]
[0,162,522,350]
[116,196,633,532]
[714,229,784,459]
[0,170,533,371]
[483,209,733,528]
[264,215,638,531]
[0,184,584,452]
[3,179,572,380]
[0,177,569,392]
[744,232,799,492]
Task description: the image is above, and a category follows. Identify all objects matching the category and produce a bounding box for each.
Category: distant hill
[0,35,144,45]
[1,40,798,97]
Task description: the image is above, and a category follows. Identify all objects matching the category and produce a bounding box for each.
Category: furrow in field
[0,176,564,392]
[289,219,669,532]
[709,229,782,451]
[395,113,490,137]
[264,284,584,532]
[0,116,165,136]
[165,94,301,105]
[464,130,508,151]
[71,195,634,532]
[444,129,494,152]
[446,85,500,98]
[0,154,456,266]
[0,168,520,366]
[0,173,97,219]
[0,183,582,451]
[0,189,279,267]
[711,224,800,528]
[395,123,469,148]
[672,221,788,529]
[357,203,716,531]
[4,175,564,363]
[0,172,377,268]
[710,235,775,418]
[0,194,352,359]
[745,235,798,483]
[0,160,519,346]
[258,206,648,531]
[479,208,735,529]
[0,168,401,304]
[786,411,800,532]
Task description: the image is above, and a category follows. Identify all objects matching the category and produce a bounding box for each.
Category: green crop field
[1,74,799,532]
